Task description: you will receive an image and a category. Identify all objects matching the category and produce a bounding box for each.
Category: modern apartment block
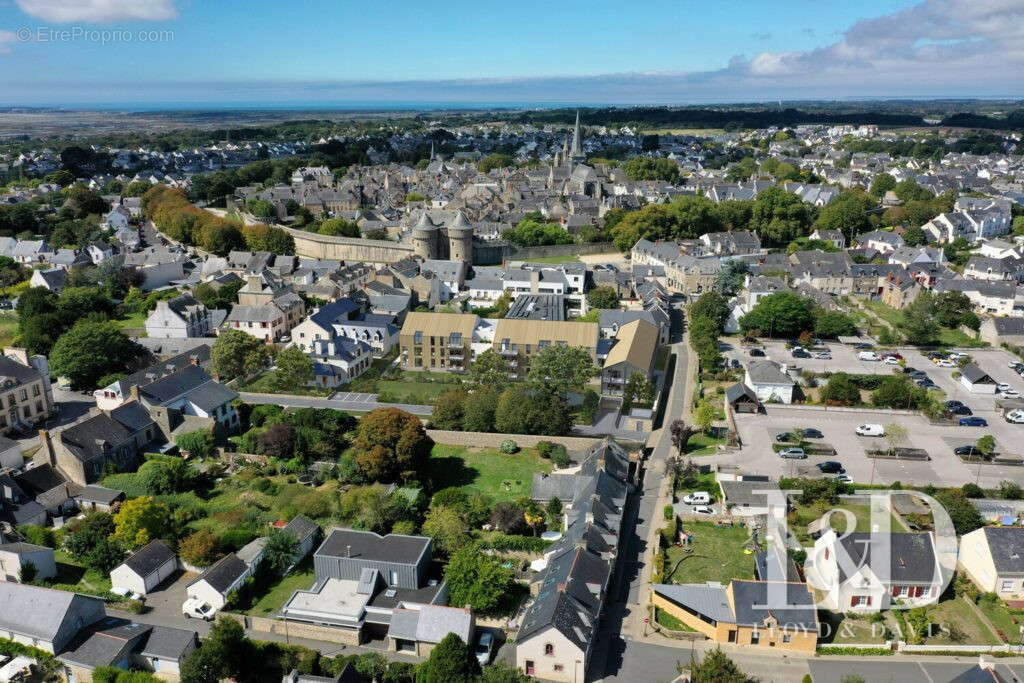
[493,318,598,380]
[398,312,478,372]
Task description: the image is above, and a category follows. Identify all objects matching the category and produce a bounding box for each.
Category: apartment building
[399,312,478,372]
[0,349,56,435]
[493,318,598,380]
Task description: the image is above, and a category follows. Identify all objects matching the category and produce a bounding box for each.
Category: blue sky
[0,0,1021,107]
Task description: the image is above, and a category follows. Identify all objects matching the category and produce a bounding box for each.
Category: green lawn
[675,471,718,499]
[51,550,113,595]
[977,598,1024,642]
[819,614,889,644]
[925,598,1002,645]
[788,500,903,546]
[685,433,724,456]
[375,379,453,405]
[862,301,988,348]
[239,371,332,397]
[113,312,148,331]
[665,521,756,585]
[0,315,17,348]
[655,607,695,631]
[246,557,315,616]
[422,444,552,502]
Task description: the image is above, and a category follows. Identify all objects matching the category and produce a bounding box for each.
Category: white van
[858,351,880,361]
[682,491,711,505]
[855,423,885,437]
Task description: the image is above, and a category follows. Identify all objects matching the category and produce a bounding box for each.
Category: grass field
[862,301,988,348]
[665,521,755,585]
[0,315,17,348]
[819,613,889,644]
[925,597,1002,645]
[788,500,903,546]
[655,607,695,631]
[52,550,113,594]
[239,371,332,397]
[246,557,315,616]
[685,433,724,456]
[375,379,452,405]
[977,597,1024,642]
[422,444,552,502]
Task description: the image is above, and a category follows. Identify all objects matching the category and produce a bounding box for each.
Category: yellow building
[398,312,478,372]
[492,318,598,379]
[651,580,818,653]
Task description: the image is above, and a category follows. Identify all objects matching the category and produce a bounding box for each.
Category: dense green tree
[901,225,927,246]
[502,218,573,247]
[689,291,730,332]
[899,293,940,345]
[610,195,724,252]
[738,292,815,338]
[445,545,517,615]
[893,178,934,202]
[138,457,193,494]
[812,190,873,239]
[586,285,619,309]
[934,291,973,329]
[871,376,928,410]
[352,408,432,482]
[469,349,513,391]
[935,489,984,535]
[0,256,26,287]
[622,157,680,183]
[422,506,471,556]
[175,429,213,458]
[712,258,749,296]
[821,373,862,406]
[814,310,858,338]
[869,173,897,199]
[479,153,514,173]
[527,344,597,395]
[244,224,294,254]
[261,530,299,577]
[318,217,360,238]
[685,647,755,683]
[430,388,468,430]
[462,387,500,432]
[180,619,251,683]
[50,320,142,389]
[417,633,480,683]
[210,329,271,379]
[750,187,814,246]
[272,346,313,392]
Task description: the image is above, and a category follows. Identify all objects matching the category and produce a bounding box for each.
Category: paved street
[238,391,434,417]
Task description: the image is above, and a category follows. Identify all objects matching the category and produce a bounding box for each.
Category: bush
[475,534,550,552]
[536,441,555,459]
[550,448,571,468]
[499,439,519,454]
[663,504,674,521]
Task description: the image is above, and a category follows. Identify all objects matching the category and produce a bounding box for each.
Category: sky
[0,0,1022,107]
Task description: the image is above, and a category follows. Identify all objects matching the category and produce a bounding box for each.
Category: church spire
[569,110,584,162]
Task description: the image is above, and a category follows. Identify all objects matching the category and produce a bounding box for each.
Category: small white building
[0,541,56,582]
[958,526,1024,600]
[0,434,22,470]
[110,539,178,597]
[743,360,795,404]
[959,363,997,394]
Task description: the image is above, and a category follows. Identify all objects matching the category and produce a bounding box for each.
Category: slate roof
[317,529,430,565]
[0,355,44,385]
[387,604,473,644]
[652,583,733,623]
[836,532,937,584]
[139,625,196,661]
[57,619,150,669]
[189,553,249,594]
[720,480,781,508]
[75,485,125,506]
[283,515,320,543]
[120,539,176,578]
[982,527,1024,575]
[961,363,995,385]
[746,360,794,386]
[0,582,101,642]
[730,580,818,629]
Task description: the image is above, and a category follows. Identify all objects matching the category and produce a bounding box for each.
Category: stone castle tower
[411,210,474,262]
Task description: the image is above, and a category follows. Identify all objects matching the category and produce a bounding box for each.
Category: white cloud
[15,0,177,22]
[0,29,16,55]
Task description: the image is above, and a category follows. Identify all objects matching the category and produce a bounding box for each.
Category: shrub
[499,439,519,454]
[536,441,555,459]
[663,504,674,521]
[550,448,571,468]
[476,534,550,552]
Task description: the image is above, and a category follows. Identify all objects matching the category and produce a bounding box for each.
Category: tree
[750,187,814,246]
[417,632,480,683]
[934,291,972,329]
[179,530,218,566]
[622,157,680,183]
[210,329,271,380]
[470,348,513,391]
[180,618,250,683]
[462,387,500,432]
[883,422,908,456]
[445,545,516,615]
[479,153,514,173]
[490,501,527,534]
[738,292,816,338]
[501,219,573,247]
[138,457,193,494]
[49,320,142,389]
[902,225,926,247]
[430,388,468,431]
[586,286,619,310]
[261,530,299,577]
[812,190,872,239]
[319,217,360,238]
[18,561,37,583]
[494,385,547,435]
[999,480,1023,500]
[976,434,996,459]
[352,408,432,482]
[272,346,313,392]
[935,489,984,535]
[609,195,724,252]
[869,173,897,199]
[712,259,749,296]
[257,422,295,458]
[0,256,26,288]
[527,345,597,395]
[689,291,730,332]
[480,662,534,683]
[113,496,170,549]
[422,506,470,556]
[621,372,654,414]
[900,293,940,345]
[872,376,927,410]
[695,401,717,435]
[814,311,858,338]
[821,373,861,406]
[670,420,695,455]
[684,647,755,683]
[175,429,213,458]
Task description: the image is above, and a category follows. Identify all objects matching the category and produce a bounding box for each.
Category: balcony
[499,346,518,357]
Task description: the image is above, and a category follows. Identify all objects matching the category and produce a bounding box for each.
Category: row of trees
[739,291,858,339]
[142,185,294,256]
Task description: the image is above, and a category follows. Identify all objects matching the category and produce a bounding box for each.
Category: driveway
[111,569,206,633]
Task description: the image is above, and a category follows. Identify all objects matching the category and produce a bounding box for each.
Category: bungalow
[29,268,67,293]
[744,360,795,404]
[0,540,56,582]
[386,603,474,657]
[110,540,178,597]
[960,363,997,394]
[185,543,262,613]
[0,582,106,653]
[281,515,321,566]
[651,580,818,653]
[856,230,904,255]
[958,526,1024,601]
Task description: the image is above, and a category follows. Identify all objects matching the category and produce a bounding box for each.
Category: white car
[1005,409,1024,424]
[1000,389,1021,398]
[834,474,853,483]
[858,351,880,361]
[936,359,956,368]
[691,505,715,515]
[883,357,900,366]
[997,383,1012,392]
[682,491,711,505]
[855,423,885,437]
[182,598,216,621]
[475,632,495,666]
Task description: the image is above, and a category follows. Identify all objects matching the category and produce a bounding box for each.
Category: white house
[184,538,264,612]
[959,363,997,394]
[958,526,1024,601]
[805,529,941,613]
[103,205,132,230]
[309,338,373,388]
[110,540,178,597]
[0,541,56,582]
[29,268,67,293]
[743,360,795,404]
[145,294,214,339]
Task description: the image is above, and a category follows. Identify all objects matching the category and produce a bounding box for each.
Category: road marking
[916,662,935,683]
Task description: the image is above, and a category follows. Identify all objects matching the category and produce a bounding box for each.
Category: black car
[792,350,811,359]
[802,428,824,439]
[902,366,918,374]
[816,461,845,474]
[949,405,972,416]
[945,399,965,409]
[854,343,874,350]
[917,380,937,389]
[749,348,766,357]
[954,445,982,457]
[775,432,793,442]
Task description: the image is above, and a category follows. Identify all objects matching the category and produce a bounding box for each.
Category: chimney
[37,429,56,467]
[189,355,199,366]
[129,385,140,402]
[530,270,540,293]
[246,275,261,291]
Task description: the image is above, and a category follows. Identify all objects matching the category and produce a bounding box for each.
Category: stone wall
[219,613,361,645]
[283,226,415,263]
[426,429,600,451]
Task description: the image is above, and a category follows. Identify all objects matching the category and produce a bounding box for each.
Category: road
[238,391,434,416]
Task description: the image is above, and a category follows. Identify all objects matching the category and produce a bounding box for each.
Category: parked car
[835,474,853,483]
[741,336,758,344]
[1005,409,1024,424]
[949,405,972,416]
[960,417,988,427]
[946,399,965,409]
[883,357,900,366]
[902,366,918,375]
[683,491,711,505]
[802,428,824,439]
[692,505,715,515]
[954,445,984,457]
[779,447,806,459]
[884,352,904,360]
[935,359,956,368]
[775,432,794,442]
[792,349,811,359]
[999,389,1021,399]
[858,351,880,361]
[855,424,885,437]
[475,632,495,666]
[749,348,766,357]
[917,379,937,389]
[854,343,874,350]
[996,383,1012,392]
[730,358,741,369]
[816,461,845,474]
[812,351,832,360]
[182,598,215,621]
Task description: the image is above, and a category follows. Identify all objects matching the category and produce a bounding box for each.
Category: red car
[882,352,903,360]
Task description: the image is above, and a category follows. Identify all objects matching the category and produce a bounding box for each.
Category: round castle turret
[447,211,473,263]
[411,212,439,259]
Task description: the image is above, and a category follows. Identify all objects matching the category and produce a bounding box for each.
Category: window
[525,661,534,675]
[32,385,39,397]
[35,401,42,413]
[544,644,554,656]
[553,665,564,673]
[750,632,759,645]
[18,389,26,401]
[1001,580,1015,592]
[414,331,423,344]
[22,406,30,419]
[782,634,792,644]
